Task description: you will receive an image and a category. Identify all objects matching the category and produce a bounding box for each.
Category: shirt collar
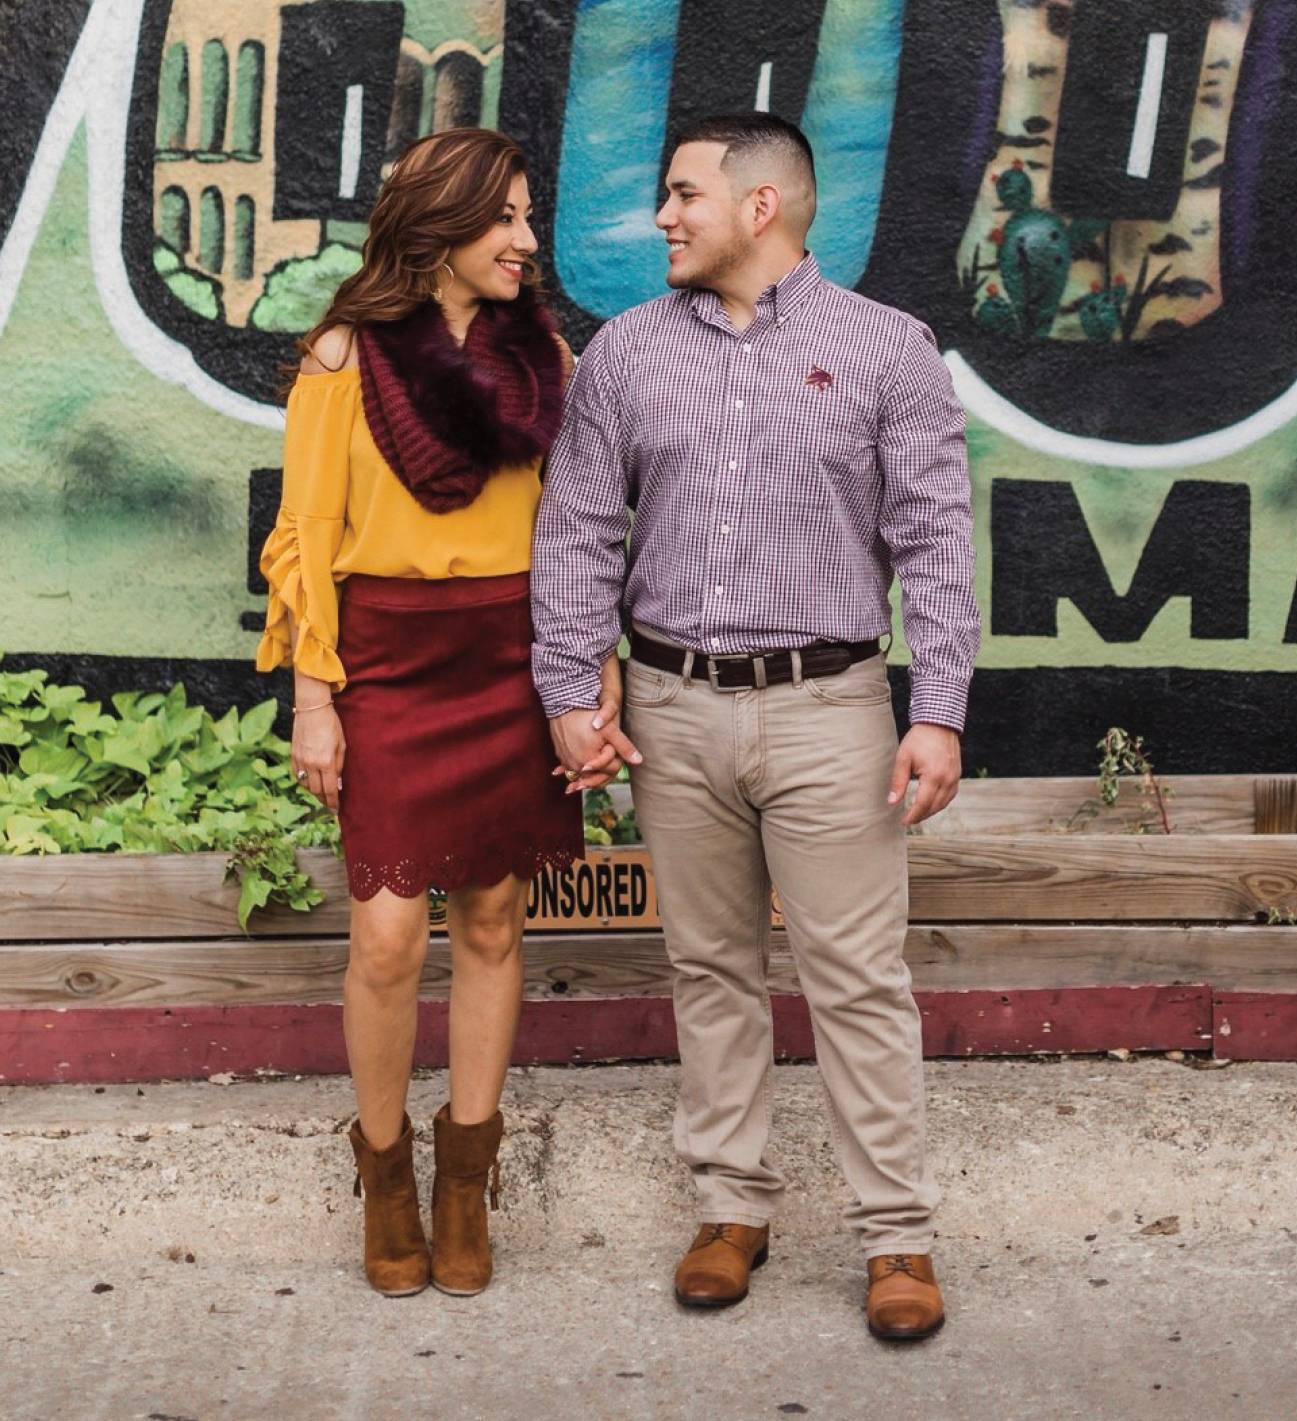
[758,250,821,320]
[689,251,822,329]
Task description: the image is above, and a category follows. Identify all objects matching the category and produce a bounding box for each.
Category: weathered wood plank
[0,848,661,940]
[0,849,351,941]
[904,924,1297,992]
[908,835,1297,921]
[3,924,1295,1009]
[917,774,1257,836]
[2,831,1293,940]
[1255,777,1297,835]
[0,933,679,1008]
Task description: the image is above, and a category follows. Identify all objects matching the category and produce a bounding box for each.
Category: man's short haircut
[671,113,816,190]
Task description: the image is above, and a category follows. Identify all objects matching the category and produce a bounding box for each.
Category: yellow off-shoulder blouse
[254,367,542,690]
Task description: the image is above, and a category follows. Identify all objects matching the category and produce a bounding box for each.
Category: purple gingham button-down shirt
[531,253,981,730]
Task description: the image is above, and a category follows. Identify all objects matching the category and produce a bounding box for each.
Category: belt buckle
[705,654,752,694]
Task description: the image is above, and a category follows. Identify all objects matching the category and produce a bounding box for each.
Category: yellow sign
[525,847,659,930]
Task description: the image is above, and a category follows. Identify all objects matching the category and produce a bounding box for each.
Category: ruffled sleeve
[255,372,357,690]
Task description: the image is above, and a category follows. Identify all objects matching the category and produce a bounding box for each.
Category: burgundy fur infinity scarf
[356,289,563,514]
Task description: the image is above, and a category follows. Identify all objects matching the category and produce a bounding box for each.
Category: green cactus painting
[975,162,1070,338]
[957,0,1251,343]
[1076,280,1127,342]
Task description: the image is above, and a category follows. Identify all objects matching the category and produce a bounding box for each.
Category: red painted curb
[0,984,1241,1085]
[919,983,1213,1056]
[1213,992,1297,1060]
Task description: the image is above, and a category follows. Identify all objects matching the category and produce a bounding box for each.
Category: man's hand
[887,723,961,827]
[549,656,643,794]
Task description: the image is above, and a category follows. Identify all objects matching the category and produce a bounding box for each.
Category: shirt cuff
[539,674,604,720]
[907,675,970,734]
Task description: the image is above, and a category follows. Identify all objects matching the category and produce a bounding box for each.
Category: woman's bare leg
[344,889,431,1150]
[445,875,530,1124]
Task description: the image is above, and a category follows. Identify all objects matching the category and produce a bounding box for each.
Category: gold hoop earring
[430,261,455,303]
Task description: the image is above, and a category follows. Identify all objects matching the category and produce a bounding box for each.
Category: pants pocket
[624,658,685,708]
[803,654,892,707]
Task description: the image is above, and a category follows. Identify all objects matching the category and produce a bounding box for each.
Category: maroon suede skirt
[334,572,584,900]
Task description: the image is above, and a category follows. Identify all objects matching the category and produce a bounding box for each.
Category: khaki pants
[623,647,938,1257]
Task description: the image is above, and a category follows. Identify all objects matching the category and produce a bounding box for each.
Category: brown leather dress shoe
[674,1222,770,1308]
[865,1253,945,1340]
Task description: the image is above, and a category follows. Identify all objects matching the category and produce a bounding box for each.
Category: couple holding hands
[257,112,979,1341]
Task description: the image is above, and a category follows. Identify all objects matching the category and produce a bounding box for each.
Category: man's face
[655,142,752,290]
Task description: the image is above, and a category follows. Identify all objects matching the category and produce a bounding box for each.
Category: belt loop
[681,649,695,689]
[790,649,803,688]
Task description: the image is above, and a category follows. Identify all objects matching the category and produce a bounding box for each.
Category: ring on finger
[564,769,579,782]
[296,768,308,781]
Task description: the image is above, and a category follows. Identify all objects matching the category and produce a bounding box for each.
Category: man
[531,114,980,1341]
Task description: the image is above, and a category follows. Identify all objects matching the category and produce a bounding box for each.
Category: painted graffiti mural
[1,0,1294,773]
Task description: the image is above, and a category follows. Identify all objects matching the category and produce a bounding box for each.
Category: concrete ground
[3,1057,1296,1421]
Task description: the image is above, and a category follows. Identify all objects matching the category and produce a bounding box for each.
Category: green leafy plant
[582,766,638,845]
[0,662,338,928]
[1096,727,1174,834]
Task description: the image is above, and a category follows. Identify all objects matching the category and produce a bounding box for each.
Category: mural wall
[2,0,1294,774]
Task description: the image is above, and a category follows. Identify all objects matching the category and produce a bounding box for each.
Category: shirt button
[720,524,731,535]
[728,460,737,470]
[734,398,744,409]
[743,343,753,353]
[714,586,724,596]
[711,636,721,647]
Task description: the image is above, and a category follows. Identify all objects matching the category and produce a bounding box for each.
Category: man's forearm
[533,641,619,719]
[530,319,632,717]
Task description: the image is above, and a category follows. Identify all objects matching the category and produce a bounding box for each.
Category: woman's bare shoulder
[300,325,359,375]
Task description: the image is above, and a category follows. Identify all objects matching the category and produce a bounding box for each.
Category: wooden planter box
[2,775,1295,1082]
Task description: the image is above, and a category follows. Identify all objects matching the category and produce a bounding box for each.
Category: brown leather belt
[629,630,881,693]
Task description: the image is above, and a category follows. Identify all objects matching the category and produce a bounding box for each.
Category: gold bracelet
[292,699,333,715]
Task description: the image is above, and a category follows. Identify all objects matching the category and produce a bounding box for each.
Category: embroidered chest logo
[805,365,833,392]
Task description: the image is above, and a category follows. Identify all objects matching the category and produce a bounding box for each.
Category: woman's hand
[292,701,346,812]
[549,654,642,794]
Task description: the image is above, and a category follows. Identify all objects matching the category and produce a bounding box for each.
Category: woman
[256,128,633,1298]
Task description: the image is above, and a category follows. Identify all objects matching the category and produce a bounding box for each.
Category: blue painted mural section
[554,0,900,315]
[801,0,902,287]
[555,0,682,319]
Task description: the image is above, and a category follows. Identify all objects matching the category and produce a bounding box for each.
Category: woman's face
[445,172,537,304]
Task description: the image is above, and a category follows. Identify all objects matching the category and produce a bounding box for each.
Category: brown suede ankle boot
[348,1114,431,1297]
[430,1104,503,1296]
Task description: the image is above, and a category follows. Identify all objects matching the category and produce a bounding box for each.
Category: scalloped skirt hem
[346,846,584,901]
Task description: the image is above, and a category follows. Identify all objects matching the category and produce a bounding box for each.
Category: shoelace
[696,1223,744,1252]
[876,1254,921,1278]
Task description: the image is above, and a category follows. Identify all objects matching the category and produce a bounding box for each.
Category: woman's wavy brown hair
[293,127,538,382]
